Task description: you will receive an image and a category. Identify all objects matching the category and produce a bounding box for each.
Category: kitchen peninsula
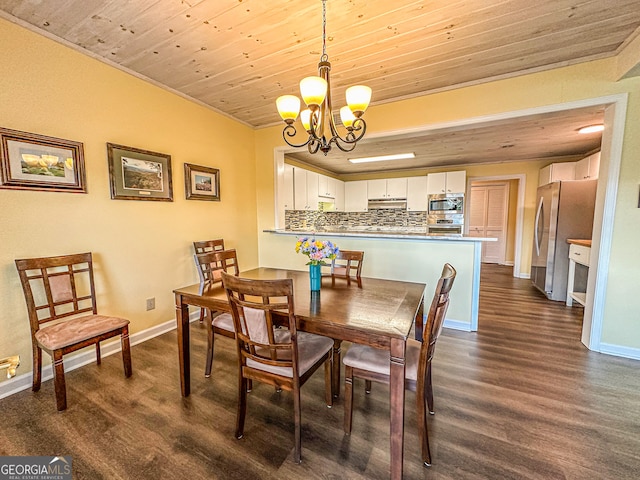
[262,227,496,332]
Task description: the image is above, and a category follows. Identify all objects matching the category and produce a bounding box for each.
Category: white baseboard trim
[0,312,199,401]
[599,343,640,361]
[444,319,472,332]
[518,273,531,279]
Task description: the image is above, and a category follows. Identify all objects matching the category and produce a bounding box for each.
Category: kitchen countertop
[567,238,592,247]
[264,228,497,242]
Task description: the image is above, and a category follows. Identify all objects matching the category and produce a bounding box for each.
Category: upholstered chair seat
[35,315,130,351]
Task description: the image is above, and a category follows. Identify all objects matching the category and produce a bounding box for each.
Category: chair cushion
[342,339,422,381]
[212,312,234,332]
[247,331,333,378]
[35,314,129,351]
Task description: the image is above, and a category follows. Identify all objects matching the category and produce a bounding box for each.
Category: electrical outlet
[146,297,155,311]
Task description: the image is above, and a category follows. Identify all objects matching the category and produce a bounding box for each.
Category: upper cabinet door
[318,174,330,198]
[575,152,600,180]
[386,177,408,198]
[306,170,319,209]
[345,180,368,212]
[426,172,446,194]
[293,168,319,210]
[445,171,466,193]
[326,177,338,198]
[406,176,428,211]
[333,178,345,211]
[367,179,387,199]
[283,164,294,210]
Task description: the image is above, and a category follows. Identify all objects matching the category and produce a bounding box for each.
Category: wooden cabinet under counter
[566,239,591,307]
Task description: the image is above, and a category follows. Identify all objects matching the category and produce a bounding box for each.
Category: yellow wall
[0,18,259,381]
[256,58,640,352]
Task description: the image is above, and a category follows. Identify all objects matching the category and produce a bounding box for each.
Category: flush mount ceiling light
[348,153,416,164]
[578,124,605,134]
[275,0,371,156]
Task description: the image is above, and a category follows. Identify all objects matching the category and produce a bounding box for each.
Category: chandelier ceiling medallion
[275,0,372,155]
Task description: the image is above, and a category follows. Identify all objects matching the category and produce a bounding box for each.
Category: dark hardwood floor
[1,264,639,479]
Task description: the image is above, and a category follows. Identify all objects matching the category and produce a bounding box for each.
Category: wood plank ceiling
[1,0,637,173]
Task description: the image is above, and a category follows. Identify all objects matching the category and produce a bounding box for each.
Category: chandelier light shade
[276,0,371,155]
[276,95,301,123]
[345,85,372,115]
[299,76,328,108]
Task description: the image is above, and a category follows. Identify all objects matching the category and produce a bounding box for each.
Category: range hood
[367,198,407,209]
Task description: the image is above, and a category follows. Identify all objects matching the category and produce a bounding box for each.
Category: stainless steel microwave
[428,194,464,214]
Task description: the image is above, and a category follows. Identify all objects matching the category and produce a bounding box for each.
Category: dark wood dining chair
[330,250,364,287]
[193,248,239,378]
[220,271,334,464]
[193,239,225,323]
[342,263,456,467]
[15,252,132,411]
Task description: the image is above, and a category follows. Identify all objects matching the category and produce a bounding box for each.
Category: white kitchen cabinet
[294,168,319,210]
[426,171,466,194]
[318,174,339,198]
[283,163,295,210]
[367,179,387,199]
[574,152,600,180]
[387,177,408,198]
[344,180,368,212]
[367,177,408,199]
[538,162,575,186]
[333,178,345,211]
[406,176,428,211]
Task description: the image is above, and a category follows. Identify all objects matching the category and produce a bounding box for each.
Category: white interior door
[469,182,509,264]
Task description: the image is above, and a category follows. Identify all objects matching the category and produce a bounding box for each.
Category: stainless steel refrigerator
[531,180,597,301]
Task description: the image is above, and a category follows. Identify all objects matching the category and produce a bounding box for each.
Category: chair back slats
[193,238,225,254]
[15,253,97,329]
[331,250,364,287]
[221,272,298,373]
[421,263,456,364]
[194,249,239,286]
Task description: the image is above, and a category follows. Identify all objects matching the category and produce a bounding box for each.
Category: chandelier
[275,0,372,155]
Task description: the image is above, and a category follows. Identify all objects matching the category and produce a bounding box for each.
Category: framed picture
[0,127,86,193]
[107,143,173,201]
[184,163,220,201]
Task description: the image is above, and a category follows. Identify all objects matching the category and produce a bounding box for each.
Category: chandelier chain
[321,0,327,61]
[276,0,369,155]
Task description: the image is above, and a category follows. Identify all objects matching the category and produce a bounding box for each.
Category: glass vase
[309,263,321,291]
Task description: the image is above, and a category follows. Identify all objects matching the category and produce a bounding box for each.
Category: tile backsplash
[285,209,427,231]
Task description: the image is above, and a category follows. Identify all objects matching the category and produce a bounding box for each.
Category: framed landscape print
[184,163,220,201]
[0,127,86,193]
[107,143,173,201]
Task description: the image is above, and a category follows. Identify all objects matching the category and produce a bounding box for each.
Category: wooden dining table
[173,267,426,480]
